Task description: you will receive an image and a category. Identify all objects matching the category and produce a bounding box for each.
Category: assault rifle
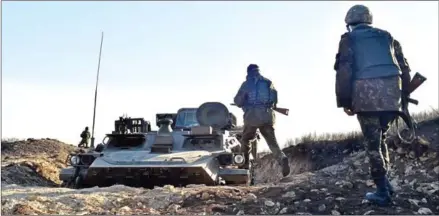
[396,72,427,143]
[230,103,289,116]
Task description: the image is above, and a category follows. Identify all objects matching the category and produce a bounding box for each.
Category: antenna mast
[90,31,104,149]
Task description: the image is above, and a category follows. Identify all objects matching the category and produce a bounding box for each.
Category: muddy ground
[1,112,439,215]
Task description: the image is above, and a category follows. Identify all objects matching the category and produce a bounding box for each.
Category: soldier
[334,5,412,206]
[233,64,290,177]
[78,126,91,148]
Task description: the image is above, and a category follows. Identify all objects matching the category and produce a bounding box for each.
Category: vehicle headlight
[233,154,245,164]
[70,155,80,165]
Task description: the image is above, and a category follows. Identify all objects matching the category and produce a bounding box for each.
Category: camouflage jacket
[81,131,91,140]
[334,32,412,112]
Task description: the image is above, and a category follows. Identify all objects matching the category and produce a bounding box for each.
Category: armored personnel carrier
[60,102,258,189]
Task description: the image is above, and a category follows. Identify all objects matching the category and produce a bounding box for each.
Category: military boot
[280,156,290,177]
[385,177,395,196]
[365,176,392,206]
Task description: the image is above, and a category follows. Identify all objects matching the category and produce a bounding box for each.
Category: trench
[254,116,439,184]
[2,116,438,189]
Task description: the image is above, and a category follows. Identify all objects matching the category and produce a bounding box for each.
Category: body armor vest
[348,25,401,80]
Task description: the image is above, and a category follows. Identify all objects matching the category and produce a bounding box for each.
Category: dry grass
[1,137,24,143]
[284,107,439,148]
[237,108,439,157]
[254,108,439,183]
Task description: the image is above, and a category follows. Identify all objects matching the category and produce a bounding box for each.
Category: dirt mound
[1,138,76,159]
[1,138,78,186]
[1,112,438,215]
[1,148,438,215]
[255,111,439,184]
[2,161,60,187]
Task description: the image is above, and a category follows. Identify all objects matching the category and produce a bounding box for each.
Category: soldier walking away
[233,64,290,177]
[78,127,91,148]
[334,4,412,206]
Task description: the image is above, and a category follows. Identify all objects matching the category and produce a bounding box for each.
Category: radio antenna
[90,31,104,149]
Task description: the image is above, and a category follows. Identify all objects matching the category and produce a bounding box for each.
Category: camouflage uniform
[334,5,411,206]
[78,127,91,148]
[234,64,290,177]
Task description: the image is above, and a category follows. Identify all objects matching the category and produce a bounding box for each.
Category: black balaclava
[246,64,261,80]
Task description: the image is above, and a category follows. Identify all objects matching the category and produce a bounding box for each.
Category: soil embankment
[1,111,438,215]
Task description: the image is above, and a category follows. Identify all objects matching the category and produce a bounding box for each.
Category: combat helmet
[345,4,373,26]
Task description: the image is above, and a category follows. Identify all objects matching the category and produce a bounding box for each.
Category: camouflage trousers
[240,124,286,164]
[357,112,397,180]
[78,139,89,148]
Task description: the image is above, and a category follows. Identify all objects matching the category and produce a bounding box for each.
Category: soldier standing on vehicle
[334,4,412,206]
[233,64,290,177]
[78,126,91,148]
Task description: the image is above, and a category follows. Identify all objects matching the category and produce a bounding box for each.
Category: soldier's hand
[343,108,355,116]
